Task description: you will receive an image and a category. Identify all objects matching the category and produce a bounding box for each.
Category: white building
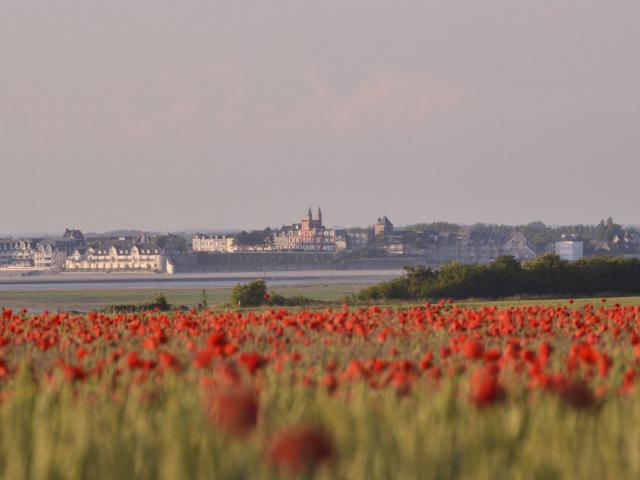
[0,229,86,271]
[66,241,166,272]
[0,239,36,269]
[555,241,584,261]
[34,242,68,270]
[192,234,236,253]
[382,238,405,256]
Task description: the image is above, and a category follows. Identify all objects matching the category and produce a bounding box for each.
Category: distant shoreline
[0,269,403,289]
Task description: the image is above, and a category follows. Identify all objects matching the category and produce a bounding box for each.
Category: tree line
[355,254,640,301]
[401,217,632,253]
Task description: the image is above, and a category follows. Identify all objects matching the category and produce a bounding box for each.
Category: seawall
[169,252,429,273]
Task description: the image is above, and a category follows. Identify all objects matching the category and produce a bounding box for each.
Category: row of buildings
[192,208,583,263]
[0,230,166,273]
[192,208,379,254]
[1,209,590,273]
[1,229,87,271]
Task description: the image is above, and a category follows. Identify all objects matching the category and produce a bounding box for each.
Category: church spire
[317,207,323,225]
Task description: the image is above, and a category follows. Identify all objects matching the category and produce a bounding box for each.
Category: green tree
[403,266,436,297]
[231,280,268,308]
[151,294,171,311]
[234,228,272,247]
[485,255,524,297]
[155,234,188,253]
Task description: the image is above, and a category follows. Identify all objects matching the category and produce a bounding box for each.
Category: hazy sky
[1,1,639,234]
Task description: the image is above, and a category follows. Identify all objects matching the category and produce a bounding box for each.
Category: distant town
[1,209,636,274]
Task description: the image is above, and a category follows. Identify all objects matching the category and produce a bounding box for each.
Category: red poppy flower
[204,389,258,437]
[267,424,334,475]
[238,352,267,375]
[127,351,143,369]
[461,340,484,361]
[469,365,505,408]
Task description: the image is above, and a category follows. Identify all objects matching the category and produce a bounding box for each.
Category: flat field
[2,281,640,313]
[1,298,640,479]
[0,283,369,312]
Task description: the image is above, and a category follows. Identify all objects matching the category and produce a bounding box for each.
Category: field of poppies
[1,299,640,479]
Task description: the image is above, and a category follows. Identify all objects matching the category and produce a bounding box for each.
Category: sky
[1,1,639,234]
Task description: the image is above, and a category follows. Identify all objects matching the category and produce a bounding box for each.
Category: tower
[317,207,323,226]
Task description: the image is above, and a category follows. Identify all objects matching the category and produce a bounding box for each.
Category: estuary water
[0,270,403,292]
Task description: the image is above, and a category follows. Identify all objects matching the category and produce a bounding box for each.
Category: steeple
[308,207,313,220]
[317,207,323,225]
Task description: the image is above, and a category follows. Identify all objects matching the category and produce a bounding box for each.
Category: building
[166,256,176,274]
[456,231,502,263]
[62,229,86,247]
[334,227,372,251]
[0,239,36,269]
[590,240,612,255]
[66,240,166,272]
[612,231,640,251]
[371,216,409,256]
[33,229,87,271]
[0,229,87,271]
[423,231,502,264]
[34,241,68,270]
[346,228,372,249]
[382,237,405,256]
[555,240,584,261]
[273,208,336,252]
[333,231,348,251]
[234,243,274,252]
[501,231,538,261]
[374,216,394,237]
[421,230,541,265]
[192,234,236,253]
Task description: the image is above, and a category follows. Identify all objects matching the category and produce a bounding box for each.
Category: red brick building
[273,208,336,252]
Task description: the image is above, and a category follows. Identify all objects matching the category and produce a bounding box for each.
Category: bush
[266,294,317,307]
[356,255,640,302]
[151,294,171,311]
[231,280,268,308]
[229,280,321,308]
[104,293,173,313]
